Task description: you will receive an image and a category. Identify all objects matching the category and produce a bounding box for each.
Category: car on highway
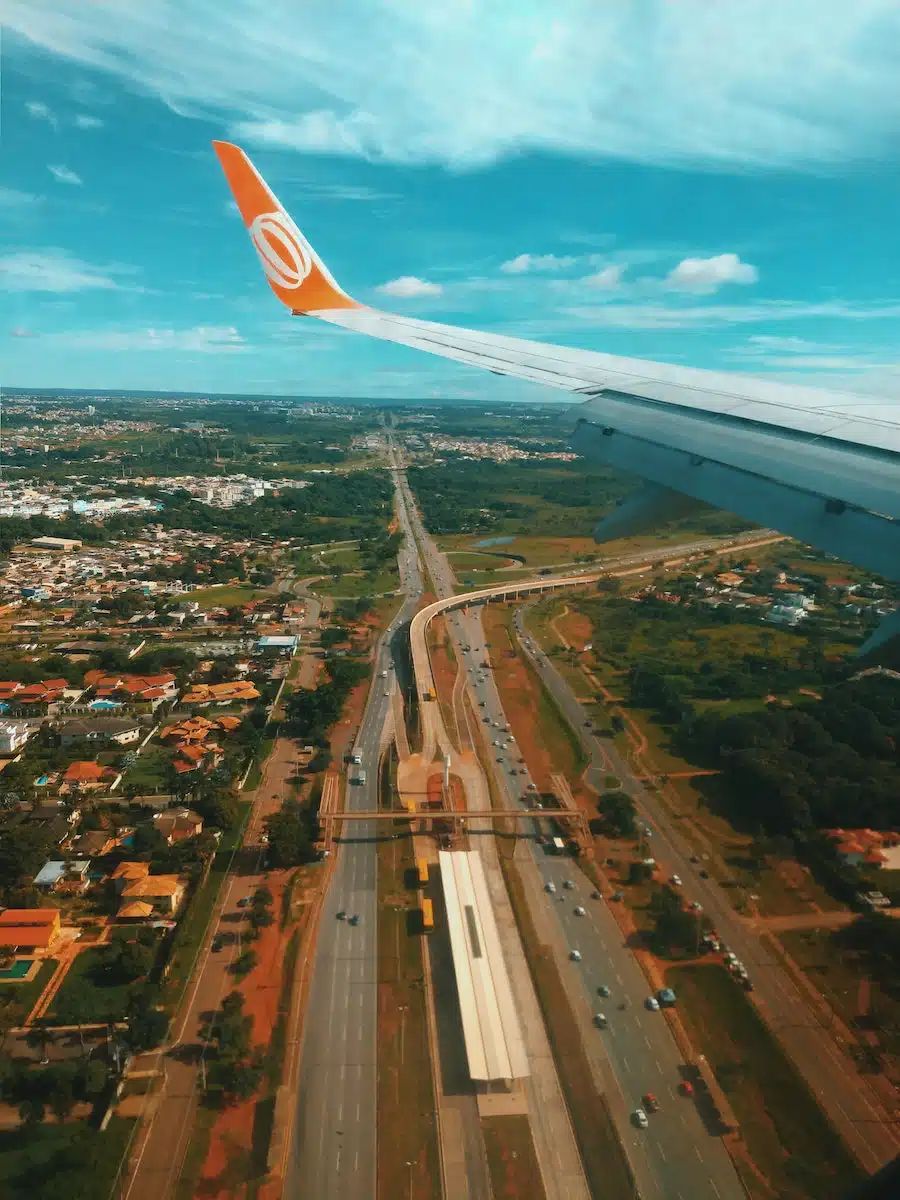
[545,881,557,893]
[632,1109,649,1129]
[570,950,582,961]
[678,1080,694,1097]
[699,868,710,878]
[642,1093,660,1113]
[348,914,360,926]
[670,874,683,887]
[597,984,611,997]
[563,879,574,889]
[574,905,586,916]
[336,910,347,920]
[645,996,660,1011]
[593,1012,608,1027]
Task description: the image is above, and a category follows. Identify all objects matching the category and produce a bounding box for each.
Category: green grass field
[184,585,272,609]
[667,963,863,1199]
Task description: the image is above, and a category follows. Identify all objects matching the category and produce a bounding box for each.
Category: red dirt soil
[195,870,295,1198]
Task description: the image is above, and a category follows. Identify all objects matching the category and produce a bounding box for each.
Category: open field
[184,585,272,609]
[49,946,141,1023]
[778,928,900,1073]
[482,1115,547,1200]
[315,562,399,599]
[667,963,863,1200]
[376,833,441,1200]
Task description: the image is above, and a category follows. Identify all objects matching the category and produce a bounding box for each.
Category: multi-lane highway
[400,481,746,1200]
[515,604,900,1176]
[287,458,424,1200]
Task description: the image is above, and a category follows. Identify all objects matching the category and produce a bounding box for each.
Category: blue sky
[4,1,900,401]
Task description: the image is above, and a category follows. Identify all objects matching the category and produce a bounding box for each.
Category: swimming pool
[89,699,122,710]
[0,959,34,981]
[35,775,50,787]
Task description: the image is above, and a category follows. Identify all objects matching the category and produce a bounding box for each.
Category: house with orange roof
[0,908,61,951]
[180,680,260,706]
[59,760,121,795]
[120,874,184,913]
[153,808,203,844]
[825,828,900,870]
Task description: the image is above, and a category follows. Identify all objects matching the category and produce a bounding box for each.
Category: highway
[287,457,424,1200]
[401,480,746,1200]
[514,603,900,1176]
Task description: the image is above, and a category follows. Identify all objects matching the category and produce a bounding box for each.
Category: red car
[642,1092,660,1113]
[678,1081,694,1097]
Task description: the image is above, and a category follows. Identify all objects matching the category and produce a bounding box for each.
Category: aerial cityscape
[2,5,900,1200]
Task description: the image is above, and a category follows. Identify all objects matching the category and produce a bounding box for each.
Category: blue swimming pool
[0,959,34,981]
[89,699,122,710]
[35,775,50,787]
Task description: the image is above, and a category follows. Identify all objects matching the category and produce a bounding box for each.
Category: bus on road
[421,898,434,931]
[417,858,429,886]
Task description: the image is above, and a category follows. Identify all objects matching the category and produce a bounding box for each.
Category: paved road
[399,481,744,1200]
[515,604,900,1176]
[287,458,423,1200]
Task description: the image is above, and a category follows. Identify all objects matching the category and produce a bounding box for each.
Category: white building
[0,722,32,755]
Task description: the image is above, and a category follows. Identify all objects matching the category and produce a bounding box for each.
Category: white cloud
[665,253,758,293]
[9,327,36,338]
[26,100,57,128]
[8,2,900,170]
[74,114,104,129]
[0,187,40,208]
[48,164,83,186]
[58,325,247,353]
[564,299,900,330]
[500,253,577,275]
[376,276,443,297]
[582,265,623,289]
[0,250,132,293]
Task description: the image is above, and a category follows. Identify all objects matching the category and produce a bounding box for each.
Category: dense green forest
[407,460,633,535]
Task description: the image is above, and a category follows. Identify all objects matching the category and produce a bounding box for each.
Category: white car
[670,874,683,887]
[645,996,660,1011]
[570,950,582,962]
[633,1109,649,1129]
[574,906,586,916]
[545,881,557,894]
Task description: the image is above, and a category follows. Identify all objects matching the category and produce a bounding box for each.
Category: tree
[26,1018,57,1064]
[47,1065,77,1123]
[264,806,316,868]
[231,949,258,980]
[610,712,626,734]
[598,792,637,838]
[18,1096,45,1126]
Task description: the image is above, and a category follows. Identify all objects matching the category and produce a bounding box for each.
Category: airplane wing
[213,140,900,611]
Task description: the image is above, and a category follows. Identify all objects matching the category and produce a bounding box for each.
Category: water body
[472,535,516,548]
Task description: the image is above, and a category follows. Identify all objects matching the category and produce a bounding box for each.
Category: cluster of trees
[199,990,264,1106]
[834,913,900,1003]
[407,461,630,537]
[597,791,637,837]
[285,657,369,742]
[680,677,900,834]
[0,1054,110,1128]
[264,804,318,868]
[646,885,711,958]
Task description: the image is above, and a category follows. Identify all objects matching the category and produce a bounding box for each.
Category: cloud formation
[8,2,900,170]
[74,114,104,129]
[48,165,83,186]
[582,265,623,289]
[564,299,900,330]
[665,253,758,293]
[0,250,130,293]
[59,325,247,352]
[26,100,57,128]
[376,276,443,297]
[500,253,577,275]
[0,187,40,209]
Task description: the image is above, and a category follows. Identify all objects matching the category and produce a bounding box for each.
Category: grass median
[376,834,441,1200]
[667,962,864,1200]
[482,1115,546,1200]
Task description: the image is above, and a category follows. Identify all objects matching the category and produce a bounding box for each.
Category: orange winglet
[212,140,360,313]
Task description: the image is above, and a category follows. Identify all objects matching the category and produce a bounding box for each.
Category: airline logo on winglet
[213,139,359,313]
[249,210,312,291]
